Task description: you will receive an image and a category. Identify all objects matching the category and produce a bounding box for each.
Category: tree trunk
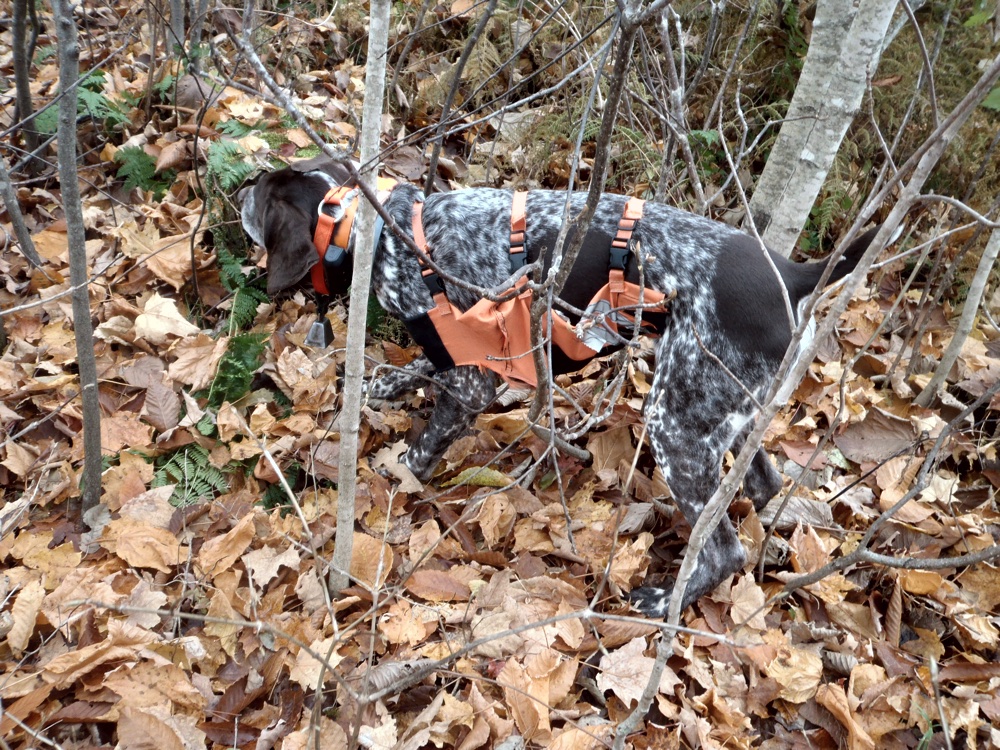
[169,0,186,53]
[330,0,392,592]
[54,0,103,512]
[747,0,897,257]
[0,155,43,267]
[12,0,41,173]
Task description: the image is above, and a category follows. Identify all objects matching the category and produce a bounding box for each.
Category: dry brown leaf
[8,578,45,656]
[204,589,240,657]
[456,716,491,750]
[498,658,551,743]
[134,293,199,345]
[1,440,38,477]
[242,544,301,588]
[197,512,256,577]
[730,574,768,629]
[586,426,633,475]
[42,621,158,689]
[155,139,189,173]
[167,333,228,391]
[405,569,472,602]
[477,492,515,549]
[282,714,348,750]
[832,407,916,463]
[788,524,833,573]
[117,707,186,750]
[597,637,681,707]
[289,636,342,689]
[102,518,186,573]
[765,645,823,703]
[100,413,154,454]
[104,660,206,713]
[143,378,180,432]
[350,532,394,589]
[816,683,876,750]
[379,599,437,646]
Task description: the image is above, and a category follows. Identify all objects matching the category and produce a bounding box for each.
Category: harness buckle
[423,272,445,297]
[609,243,631,271]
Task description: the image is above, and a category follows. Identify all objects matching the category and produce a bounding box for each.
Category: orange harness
[311,178,398,296]
[407,192,670,387]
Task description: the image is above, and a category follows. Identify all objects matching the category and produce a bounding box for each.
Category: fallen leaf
[134,293,200,345]
[597,637,681,707]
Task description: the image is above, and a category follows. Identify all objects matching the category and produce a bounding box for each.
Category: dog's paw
[629,585,674,619]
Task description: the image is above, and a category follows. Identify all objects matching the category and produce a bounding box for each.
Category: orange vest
[408,193,671,388]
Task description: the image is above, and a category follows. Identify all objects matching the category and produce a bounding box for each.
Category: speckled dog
[240,157,878,616]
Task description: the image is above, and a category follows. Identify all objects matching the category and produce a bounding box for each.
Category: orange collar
[311,178,397,296]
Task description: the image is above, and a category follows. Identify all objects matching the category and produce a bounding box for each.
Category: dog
[239,156,878,616]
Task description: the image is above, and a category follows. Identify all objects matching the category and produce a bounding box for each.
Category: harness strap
[509,191,528,271]
[412,199,446,297]
[404,191,673,383]
[609,197,645,293]
[312,178,398,296]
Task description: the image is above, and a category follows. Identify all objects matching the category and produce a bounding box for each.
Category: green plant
[205,333,268,408]
[33,44,56,65]
[114,146,176,200]
[36,70,133,135]
[217,245,269,333]
[153,73,177,103]
[152,444,229,506]
[206,140,256,192]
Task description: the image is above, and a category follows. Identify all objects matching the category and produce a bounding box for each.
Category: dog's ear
[261,200,319,294]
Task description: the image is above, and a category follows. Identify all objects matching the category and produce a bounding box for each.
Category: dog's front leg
[402,365,499,482]
[367,355,435,402]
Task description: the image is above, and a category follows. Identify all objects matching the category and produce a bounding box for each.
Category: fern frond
[230,287,268,331]
[206,140,256,192]
[153,444,229,506]
[207,333,268,407]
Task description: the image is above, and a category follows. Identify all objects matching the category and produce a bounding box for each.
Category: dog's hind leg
[630,344,754,617]
[402,365,499,482]
[730,424,784,512]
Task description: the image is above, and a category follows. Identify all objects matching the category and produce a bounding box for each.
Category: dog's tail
[821,225,882,286]
[786,225,882,300]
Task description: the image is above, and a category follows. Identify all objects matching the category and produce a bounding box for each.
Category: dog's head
[238,157,354,295]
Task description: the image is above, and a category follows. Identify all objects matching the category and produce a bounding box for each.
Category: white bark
[747,0,898,257]
[915,228,1000,407]
[330,0,391,592]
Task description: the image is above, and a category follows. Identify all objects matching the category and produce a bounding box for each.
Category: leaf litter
[1,6,1000,750]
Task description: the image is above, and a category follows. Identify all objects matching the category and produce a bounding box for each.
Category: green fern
[230,287,269,331]
[217,245,249,290]
[206,333,268,407]
[153,444,229,506]
[35,70,131,135]
[206,140,256,192]
[217,119,257,137]
[115,146,176,200]
[216,246,268,332]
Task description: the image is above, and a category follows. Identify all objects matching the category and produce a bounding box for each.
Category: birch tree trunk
[54,0,103,512]
[330,0,391,592]
[747,0,897,257]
